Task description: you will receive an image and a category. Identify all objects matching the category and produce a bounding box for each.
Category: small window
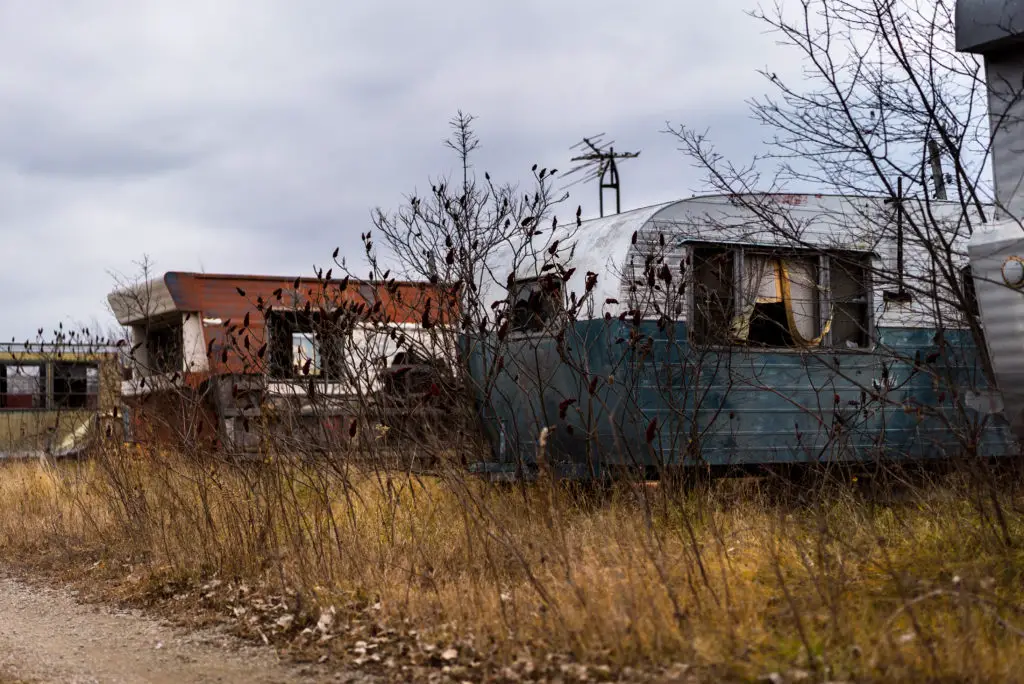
[53,362,100,409]
[690,245,869,350]
[267,311,344,379]
[509,276,563,333]
[292,332,321,376]
[830,255,872,348]
[691,246,735,345]
[145,322,183,374]
[0,364,46,410]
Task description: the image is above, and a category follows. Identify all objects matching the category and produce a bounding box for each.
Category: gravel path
[0,572,367,684]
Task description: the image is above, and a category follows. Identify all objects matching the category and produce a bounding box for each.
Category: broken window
[292,332,321,376]
[830,254,872,348]
[509,276,563,333]
[689,244,871,349]
[691,246,735,345]
[0,364,46,409]
[145,321,183,374]
[267,311,345,379]
[53,362,100,409]
[734,253,824,347]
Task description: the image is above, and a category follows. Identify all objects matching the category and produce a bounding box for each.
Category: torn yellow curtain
[730,255,832,346]
[779,258,832,346]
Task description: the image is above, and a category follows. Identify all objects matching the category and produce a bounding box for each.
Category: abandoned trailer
[466,193,1017,481]
[0,343,121,458]
[107,272,456,454]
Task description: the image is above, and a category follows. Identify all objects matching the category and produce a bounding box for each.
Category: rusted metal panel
[108,271,455,454]
[158,272,453,376]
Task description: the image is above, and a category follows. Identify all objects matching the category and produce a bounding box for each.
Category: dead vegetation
[0,2,1021,683]
[0,451,1023,683]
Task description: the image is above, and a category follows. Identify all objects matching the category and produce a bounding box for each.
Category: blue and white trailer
[465,191,1014,480]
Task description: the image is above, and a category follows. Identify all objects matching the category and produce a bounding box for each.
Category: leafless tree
[665,0,1021,531]
[670,0,994,370]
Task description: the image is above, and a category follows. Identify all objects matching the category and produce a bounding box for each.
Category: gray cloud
[0,0,806,340]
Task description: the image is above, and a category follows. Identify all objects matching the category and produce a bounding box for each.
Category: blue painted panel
[462,321,1015,477]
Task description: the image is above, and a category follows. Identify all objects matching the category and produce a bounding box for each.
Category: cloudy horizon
[0,1,809,342]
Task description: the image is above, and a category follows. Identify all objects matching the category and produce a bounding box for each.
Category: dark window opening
[747,302,794,347]
[509,277,563,333]
[145,321,183,374]
[0,364,46,410]
[691,246,735,345]
[267,311,346,379]
[741,253,821,347]
[830,255,871,348]
[53,362,99,409]
[961,265,980,319]
[690,244,869,350]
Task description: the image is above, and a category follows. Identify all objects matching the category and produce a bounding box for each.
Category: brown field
[1,447,1023,682]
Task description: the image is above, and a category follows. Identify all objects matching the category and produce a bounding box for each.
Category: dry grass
[1,448,1023,682]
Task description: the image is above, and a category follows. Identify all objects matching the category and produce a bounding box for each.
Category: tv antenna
[564,134,640,217]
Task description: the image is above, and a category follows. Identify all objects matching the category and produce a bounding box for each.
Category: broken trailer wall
[466,193,1013,480]
[108,271,456,454]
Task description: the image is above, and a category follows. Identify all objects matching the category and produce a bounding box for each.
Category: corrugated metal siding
[969,220,1024,436]
[485,193,984,327]
[985,53,1024,222]
[467,319,1013,472]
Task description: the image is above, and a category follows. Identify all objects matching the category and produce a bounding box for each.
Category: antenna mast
[564,134,640,217]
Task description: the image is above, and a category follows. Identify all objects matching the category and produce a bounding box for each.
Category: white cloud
[0,0,804,339]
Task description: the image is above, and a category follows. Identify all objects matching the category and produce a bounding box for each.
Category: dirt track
[0,571,369,684]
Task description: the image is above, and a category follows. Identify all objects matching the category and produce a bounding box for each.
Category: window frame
[506,275,566,338]
[685,242,875,351]
[688,244,738,346]
[266,309,347,380]
[51,361,101,410]
[0,362,48,410]
[143,320,185,375]
[827,251,876,350]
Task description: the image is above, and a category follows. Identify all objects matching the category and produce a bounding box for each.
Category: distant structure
[107,271,456,455]
[564,134,640,217]
[0,342,121,459]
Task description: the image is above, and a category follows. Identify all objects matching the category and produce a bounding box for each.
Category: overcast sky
[0,1,811,342]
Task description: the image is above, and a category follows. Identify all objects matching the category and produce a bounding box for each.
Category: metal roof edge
[163,271,437,287]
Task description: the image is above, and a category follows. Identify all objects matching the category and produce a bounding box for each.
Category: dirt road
[0,572,368,684]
